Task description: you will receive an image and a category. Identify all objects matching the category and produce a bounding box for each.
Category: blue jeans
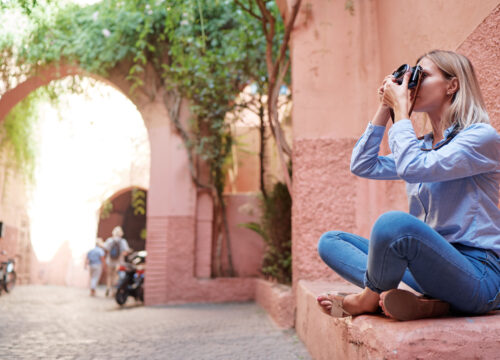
[318,211,500,314]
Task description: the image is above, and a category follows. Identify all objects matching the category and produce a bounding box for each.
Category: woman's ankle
[344,288,380,315]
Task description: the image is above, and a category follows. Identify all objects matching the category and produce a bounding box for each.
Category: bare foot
[342,290,380,316]
[316,293,340,315]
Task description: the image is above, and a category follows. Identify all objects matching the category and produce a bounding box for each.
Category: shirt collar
[421,123,458,147]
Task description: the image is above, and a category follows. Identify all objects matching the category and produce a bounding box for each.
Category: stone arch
[97,186,148,252]
[0,62,256,305]
[0,62,197,303]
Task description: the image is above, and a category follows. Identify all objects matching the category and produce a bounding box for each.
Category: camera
[392,64,423,89]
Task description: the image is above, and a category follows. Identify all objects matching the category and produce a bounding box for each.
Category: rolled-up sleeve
[350,123,399,180]
[388,120,500,183]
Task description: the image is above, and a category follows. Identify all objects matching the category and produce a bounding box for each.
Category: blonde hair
[112,226,124,238]
[418,50,489,131]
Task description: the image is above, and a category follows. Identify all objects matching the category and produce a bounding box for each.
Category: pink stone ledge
[255,278,294,329]
[296,280,500,360]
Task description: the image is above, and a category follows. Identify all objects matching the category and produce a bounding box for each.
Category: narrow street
[0,286,311,360]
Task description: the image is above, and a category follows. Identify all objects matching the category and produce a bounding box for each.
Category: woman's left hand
[383,71,411,122]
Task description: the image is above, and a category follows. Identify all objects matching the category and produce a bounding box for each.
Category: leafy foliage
[0,86,57,180]
[131,187,146,216]
[241,181,291,284]
[99,199,113,220]
[0,0,289,277]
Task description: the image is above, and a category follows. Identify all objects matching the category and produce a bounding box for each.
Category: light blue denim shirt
[351,119,500,256]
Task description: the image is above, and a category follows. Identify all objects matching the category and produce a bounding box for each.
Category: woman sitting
[317,50,500,321]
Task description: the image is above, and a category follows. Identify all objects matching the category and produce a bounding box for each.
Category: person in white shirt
[104,226,130,297]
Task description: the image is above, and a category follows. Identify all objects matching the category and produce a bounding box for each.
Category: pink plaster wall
[290,2,500,357]
[255,279,294,328]
[0,160,34,285]
[224,194,265,277]
[458,4,500,130]
[0,61,266,304]
[144,215,257,305]
[297,280,500,360]
[290,0,500,288]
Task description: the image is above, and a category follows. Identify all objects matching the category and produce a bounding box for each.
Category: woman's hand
[372,75,394,126]
[382,71,411,122]
[377,75,394,108]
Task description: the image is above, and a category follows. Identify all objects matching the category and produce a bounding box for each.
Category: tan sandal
[381,289,450,321]
[317,291,353,317]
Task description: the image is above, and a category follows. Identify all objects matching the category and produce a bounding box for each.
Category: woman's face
[411,57,454,114]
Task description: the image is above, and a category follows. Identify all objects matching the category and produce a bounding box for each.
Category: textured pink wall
[458,4,500,131]
[376,0,500,73]
[255,279,293,328]
[293,138,356,284]
[224,194,265,277]
[297,280,500,360]
[289,0,500,290]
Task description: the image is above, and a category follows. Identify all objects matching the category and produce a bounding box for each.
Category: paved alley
[0,285,311,360]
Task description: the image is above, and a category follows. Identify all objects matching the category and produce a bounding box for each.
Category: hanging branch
[163,88,235,277]
[237,0,302,199]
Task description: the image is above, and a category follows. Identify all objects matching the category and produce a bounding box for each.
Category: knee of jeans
[372,211,415,244]
[317,231,342,260]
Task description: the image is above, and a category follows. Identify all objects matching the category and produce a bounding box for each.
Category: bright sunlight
[29,80,150,262]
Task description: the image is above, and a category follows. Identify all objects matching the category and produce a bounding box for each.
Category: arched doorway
[1,71,151,287]
[97,187,147,252]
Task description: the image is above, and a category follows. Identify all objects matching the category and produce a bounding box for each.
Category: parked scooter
[0,250,16,294]
[115,250,146,305]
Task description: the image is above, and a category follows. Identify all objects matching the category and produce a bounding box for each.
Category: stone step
[296,280,500,360]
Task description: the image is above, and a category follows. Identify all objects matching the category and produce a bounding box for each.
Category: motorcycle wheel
[3,271,16,293]
[115,287,128,305]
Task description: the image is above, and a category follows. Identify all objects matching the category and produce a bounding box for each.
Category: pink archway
[0,62,261,305]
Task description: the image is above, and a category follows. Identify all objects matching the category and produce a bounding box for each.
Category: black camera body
[392,64,423,89]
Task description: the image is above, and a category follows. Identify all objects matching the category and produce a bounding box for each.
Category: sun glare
[29,80,150,262]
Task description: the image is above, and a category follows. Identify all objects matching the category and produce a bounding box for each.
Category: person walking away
[85,238,105,296]
[104,226,130,297]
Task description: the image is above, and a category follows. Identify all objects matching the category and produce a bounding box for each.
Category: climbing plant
[240,181,291,284]
[131,187,146,216]
[0,0,280,277]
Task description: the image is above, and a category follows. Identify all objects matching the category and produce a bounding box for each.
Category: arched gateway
[0,63,256,305]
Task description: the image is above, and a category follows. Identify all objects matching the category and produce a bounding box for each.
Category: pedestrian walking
[104,226,130,297]
[85,238,105,296]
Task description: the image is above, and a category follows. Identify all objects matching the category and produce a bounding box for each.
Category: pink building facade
[0,2,499,357]
[288,0,500,286]
[285,1,500,358]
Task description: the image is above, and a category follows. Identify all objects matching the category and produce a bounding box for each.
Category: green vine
[131,187,146,216]
[0,0,285,277]
[99,199,113,220]
[0,87,56,181]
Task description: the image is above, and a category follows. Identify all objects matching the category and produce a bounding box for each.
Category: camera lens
[392,64,409,84]
[408,65,422,89]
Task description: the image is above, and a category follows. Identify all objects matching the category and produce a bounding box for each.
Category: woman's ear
[448,77,459,95]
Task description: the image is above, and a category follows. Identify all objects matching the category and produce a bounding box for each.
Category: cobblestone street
[0,286,311,360]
